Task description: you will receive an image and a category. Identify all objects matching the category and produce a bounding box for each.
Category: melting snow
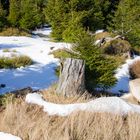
[25,93,140,116]
[95,29,104,34]
[0,132,22,140]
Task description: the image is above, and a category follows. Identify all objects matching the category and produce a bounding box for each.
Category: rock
[50,46,55,50]
[129,79,140,102]
[121,93,139,105]
[0,84,6,88]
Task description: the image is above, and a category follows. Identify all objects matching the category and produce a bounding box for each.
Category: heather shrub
[129,60,140,79]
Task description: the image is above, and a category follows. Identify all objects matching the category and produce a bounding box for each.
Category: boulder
[129,79,140,102]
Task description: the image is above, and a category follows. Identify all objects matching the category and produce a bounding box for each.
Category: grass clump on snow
[0,28,30,36]
[51,49,73,59]
[0,55,33,69]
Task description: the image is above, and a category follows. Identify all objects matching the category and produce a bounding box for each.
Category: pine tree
[45,0,106,41]
[20,0,46,30]
[110,0,140,47]
[8,0,21,27]
[73,32,117,91]
[0,0,6,30]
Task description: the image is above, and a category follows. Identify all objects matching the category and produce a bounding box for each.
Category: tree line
[0,0,47,31]
[0,0,140,45]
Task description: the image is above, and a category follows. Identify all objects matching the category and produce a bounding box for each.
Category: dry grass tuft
[0,28,30,36]
[0,90,140,140]
[102,39,131,55]
[0,55,33,69]
[129,60,140,79]
[95,32,113,40]
[41,86,92,104]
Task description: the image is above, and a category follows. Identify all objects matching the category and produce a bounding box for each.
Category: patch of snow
[25,93,140,116]
[95,29,104,34]
[32,27,52,36]
[0,132,22,140]
[94,40,101,45]
[109,56,140,94]
[0,28,71,94]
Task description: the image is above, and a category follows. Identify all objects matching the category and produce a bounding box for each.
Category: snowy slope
[26,93,140,116]
[0,28,70,94]
[0,132,22,140]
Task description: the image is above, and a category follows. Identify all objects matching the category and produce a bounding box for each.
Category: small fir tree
[73,32,117,91]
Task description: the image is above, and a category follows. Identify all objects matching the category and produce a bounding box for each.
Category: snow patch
[25,93,140,116]
[0,28,71,94]
[95,29,104,34]
[0,132,22,140]
[109,56,140,94]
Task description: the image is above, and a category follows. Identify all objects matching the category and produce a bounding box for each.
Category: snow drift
[26,93,140,116]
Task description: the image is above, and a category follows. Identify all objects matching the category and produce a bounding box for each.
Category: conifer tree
[110,0,140,47]
[73,32,117,90]
[0,0,6,30]
[20,0,45,30]
[45,0,107,41]
[8,0,21,27]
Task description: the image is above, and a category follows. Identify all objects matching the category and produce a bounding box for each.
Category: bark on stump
[56,58,85,96]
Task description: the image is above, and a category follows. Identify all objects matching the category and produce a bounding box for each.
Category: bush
[73,32,117,91]
[102,39,131,55]
[129,60,140,79]
[0,55,33,69]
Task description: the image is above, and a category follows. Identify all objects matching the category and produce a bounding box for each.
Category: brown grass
[102,39,131,55]
[0,55,33,69]
[129,60,140,79]
[41,86,92,104]
[0,92,140,140]
[95,32,114,40]
[0,28,30,36]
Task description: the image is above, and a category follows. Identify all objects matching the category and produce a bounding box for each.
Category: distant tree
[45,0,69,40]
[20,0,46,30]
[110,0,140,48]
[8,0,21,27]
[45,0,107,41]
[0,0,6,30]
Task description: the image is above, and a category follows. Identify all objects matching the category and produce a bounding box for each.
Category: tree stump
[56,58,85,96]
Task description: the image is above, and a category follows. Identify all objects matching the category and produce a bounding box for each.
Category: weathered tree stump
[56,58,85,96]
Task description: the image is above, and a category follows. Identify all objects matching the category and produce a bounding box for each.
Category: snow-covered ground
[0,26,140,95]
[0,132,22,140]
[26,93,140,116]
[0,28,70,94]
